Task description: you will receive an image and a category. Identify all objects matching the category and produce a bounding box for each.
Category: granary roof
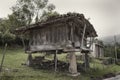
[15,12,97,37]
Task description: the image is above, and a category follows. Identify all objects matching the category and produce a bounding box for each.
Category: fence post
[0,43,7,72]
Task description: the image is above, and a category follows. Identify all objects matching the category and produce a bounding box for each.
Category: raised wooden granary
[16,12,97,75]
[16,13,97,52]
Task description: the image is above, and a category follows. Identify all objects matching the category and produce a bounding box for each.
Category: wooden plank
[46,28,49,44]
[84,53,90,71]
[54,26,57,43]
[30,45,62,52]
[65,24,68,41]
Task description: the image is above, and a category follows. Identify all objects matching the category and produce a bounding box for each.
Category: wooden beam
[54,50,58,72]
[26,53,33,66]
[30,45,62,52]
[81,23,87,48]
[84,53,90,71]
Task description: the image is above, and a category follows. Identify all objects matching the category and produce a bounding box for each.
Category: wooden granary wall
[29,22,81,52]
[15,13,98,73]
[16,13,97,52]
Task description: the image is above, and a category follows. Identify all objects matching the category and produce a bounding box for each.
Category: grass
[0,47,120,80]
[0,48,89,80]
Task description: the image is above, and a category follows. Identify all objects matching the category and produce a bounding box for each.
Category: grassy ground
[0,47,120,80]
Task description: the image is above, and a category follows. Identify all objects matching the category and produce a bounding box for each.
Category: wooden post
[81,23,87,48]
[21,35,26,50]
[26,53,33,66]
[0,43,7,72]
[84,53,89,71]
[54,50,58,72]
[114,35,118,63]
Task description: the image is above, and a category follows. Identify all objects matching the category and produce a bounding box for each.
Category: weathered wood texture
[16,13,97,37]
[29,23,81,51]
[15,13,97,52]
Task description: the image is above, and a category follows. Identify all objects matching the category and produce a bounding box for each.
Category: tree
[0,18,16,45]
[0,0,57,46]
[11,0,56,25]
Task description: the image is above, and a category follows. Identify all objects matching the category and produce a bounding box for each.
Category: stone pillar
[68,52,80,76]
[26,53,33,66]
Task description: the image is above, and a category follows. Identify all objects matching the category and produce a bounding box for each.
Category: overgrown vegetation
[0,0,58,46]
[0,0,120,80]
[0,48,120,80]
[104,43,120,59]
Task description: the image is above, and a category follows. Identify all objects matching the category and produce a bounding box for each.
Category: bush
[0,72,14,80]
[102,57,114,65]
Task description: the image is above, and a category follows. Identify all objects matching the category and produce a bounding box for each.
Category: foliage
[0,72,14,80]
[0,48,120,80]
[0,48,89,80]
[11,0,56,24]
[0,0,57,46]
[104,43,120,59]
[104,44,115,57]
[0,18,16,45]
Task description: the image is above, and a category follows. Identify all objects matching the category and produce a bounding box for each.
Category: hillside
[100,34,120,45]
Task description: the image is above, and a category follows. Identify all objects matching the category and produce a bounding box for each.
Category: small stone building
[91,39,104,58]
[16,13,97,75]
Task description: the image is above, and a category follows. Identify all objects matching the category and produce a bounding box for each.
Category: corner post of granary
[54,50,58,72]
[26,52,33,66]
[84,53,90,71]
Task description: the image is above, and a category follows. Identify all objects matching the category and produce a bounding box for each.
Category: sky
[0,0,120,38]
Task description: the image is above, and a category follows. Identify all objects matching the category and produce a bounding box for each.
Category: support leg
[84,53,90,70]
[54,50,58,72]
[68,52,80,76]
[26,53,33,66]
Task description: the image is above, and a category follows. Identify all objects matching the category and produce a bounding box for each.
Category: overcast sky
[0,0,120,38]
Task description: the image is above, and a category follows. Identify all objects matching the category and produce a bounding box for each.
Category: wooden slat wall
[30,22,88,51]
[31,24,69,47]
